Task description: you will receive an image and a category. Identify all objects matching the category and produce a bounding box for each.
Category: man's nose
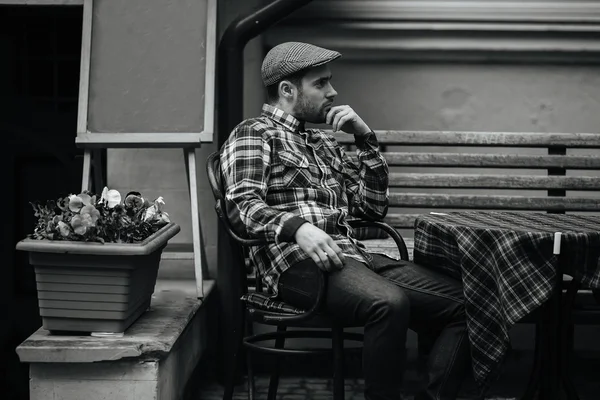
[327,85,338,98]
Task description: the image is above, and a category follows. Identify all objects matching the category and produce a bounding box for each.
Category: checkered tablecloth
[413,211,600,390]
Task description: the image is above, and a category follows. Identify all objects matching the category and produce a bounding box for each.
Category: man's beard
[293,92,326,124]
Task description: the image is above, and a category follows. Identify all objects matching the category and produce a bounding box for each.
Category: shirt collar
[261,104,305,133]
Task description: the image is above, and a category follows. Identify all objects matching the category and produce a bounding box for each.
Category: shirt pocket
[271,150,313,189]
[323,153,347,189]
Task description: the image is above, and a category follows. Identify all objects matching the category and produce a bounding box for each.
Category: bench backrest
[334,131,600,230]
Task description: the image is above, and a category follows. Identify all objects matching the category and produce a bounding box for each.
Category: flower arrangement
[28,187,171,243]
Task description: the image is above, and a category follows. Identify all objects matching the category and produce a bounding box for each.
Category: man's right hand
[294,223,346,272]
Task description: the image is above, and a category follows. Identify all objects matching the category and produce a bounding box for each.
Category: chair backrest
[206,151,266,291]
[206,151,225,207]
[206,151,265,245]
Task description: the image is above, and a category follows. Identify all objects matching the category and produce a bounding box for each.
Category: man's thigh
[279,256,408,326]
[370,254,465,331]
[325,257,408,326]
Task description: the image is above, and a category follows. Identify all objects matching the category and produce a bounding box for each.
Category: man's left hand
[326,105,371,136]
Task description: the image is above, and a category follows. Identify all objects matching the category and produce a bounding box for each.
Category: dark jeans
[278,254,470,400]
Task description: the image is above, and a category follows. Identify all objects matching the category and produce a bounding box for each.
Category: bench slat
[383,212,600,230]
[360,238,415,260]
[334,131,600,148]
[384,213,420,229]
[389,193,600,211]
[389,174,600,190]
[378,153,600,169]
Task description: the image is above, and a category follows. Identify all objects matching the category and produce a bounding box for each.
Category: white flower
[143,205,157,222]
[143,197,170,223]
[68,193,91,212]
[104,189,122,209]
[159,212,170,223]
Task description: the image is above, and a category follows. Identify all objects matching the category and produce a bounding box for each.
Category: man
[220,42,471,400]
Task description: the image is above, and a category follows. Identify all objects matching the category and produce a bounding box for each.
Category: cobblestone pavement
[193,350,600,400]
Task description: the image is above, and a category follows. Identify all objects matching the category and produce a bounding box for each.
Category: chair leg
[245,318,256,400]
[332,325,345,400]
[246,349,256,400]
[521,319,542,400]
[561,344,579,400]
[223,347,240,400]
[560,322,579,400]
[267,325,287,400]
[560,283,580,400]
[223,312,247,400]
[541,285,562,400]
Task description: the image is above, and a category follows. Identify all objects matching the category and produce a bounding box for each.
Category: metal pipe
[217,0,313,147]
[215,0,314,386]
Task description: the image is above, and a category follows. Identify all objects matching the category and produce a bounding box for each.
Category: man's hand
[326,105,371,136]
[294,223,346,272]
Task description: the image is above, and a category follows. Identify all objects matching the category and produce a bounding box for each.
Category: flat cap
[261,42,341,87]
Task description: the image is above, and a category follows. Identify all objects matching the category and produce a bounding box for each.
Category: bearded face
[289,65,336,124]
[293,87,329,124]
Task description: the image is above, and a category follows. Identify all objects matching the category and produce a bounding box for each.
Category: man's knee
[369,287,410,323]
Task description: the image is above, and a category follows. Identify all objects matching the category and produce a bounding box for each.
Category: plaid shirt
[413,211,600,390]
[220,104,389,295]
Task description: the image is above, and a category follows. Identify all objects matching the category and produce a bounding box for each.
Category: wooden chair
[206,151,410,400]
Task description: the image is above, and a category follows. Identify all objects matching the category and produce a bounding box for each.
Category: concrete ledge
[16,279,215,400]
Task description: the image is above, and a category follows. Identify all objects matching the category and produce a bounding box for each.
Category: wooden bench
[334,129,600,344]
[334,130,600,262]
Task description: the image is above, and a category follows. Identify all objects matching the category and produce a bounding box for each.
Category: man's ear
[279,80,295,99]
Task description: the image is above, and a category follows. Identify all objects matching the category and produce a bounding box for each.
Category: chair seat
[242,292,359,328]
[242,292,305,315]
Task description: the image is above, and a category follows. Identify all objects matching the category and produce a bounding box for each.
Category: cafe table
[412,211,600,400]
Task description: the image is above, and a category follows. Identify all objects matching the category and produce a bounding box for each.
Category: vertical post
[547,145,567,212]
[184,147,206,298]
[538,233,563,400]
[81,149,92,192]
[76,0,92,137]
[78,0,94,194]
[542,272,562,400]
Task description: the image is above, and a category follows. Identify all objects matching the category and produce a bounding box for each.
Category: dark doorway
[1,5,83,399]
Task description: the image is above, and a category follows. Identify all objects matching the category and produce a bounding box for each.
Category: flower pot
[16,223,180,334]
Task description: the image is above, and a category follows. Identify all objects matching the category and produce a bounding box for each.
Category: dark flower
[124,194,145,209]
[29,187,170,243]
